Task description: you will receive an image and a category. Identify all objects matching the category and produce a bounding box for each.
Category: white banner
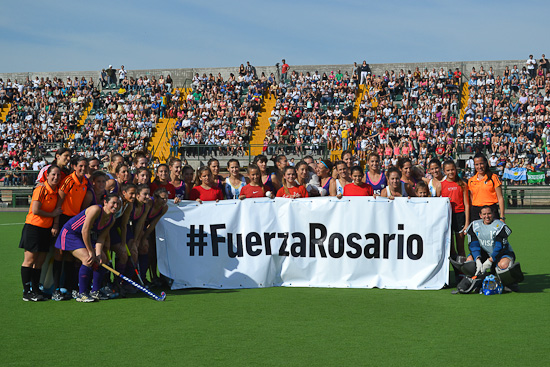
[156,197,451,290]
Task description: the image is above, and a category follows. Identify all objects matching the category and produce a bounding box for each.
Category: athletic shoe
[51,289,64,301]
[100,285,119,299]
[22,291,45,302]
[504,283,520,292]
[34,290,49,301]
[71,290,79,300]
[121,282,137,294]
[76,292,96,303]
[90,290,109,301]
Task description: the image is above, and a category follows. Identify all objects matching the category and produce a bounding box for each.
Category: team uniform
[428,179,438,197]
[365,171,387,195]
[108,180,120,195]
[335,179,345,196]
[263,174,275,193]
[320,177,331,196]
[150,181,176,199]
[19,182,58,253]
[441,180,467,233]
[240,184,267,198]
[224,176,246,199]
[276,185,309,198]
[467,219,514,262]
[128,202,147,239]
[385,182,408,197]
[343,182,374,196]
[468,174,502,219]
[171,181,186,200]
[89,189,107,206]
[55,208,114,251]
[58,172,89,228]
[109,201,131,245]
[189,186,224,201]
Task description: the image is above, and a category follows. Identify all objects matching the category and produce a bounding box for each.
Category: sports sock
[92,267,106,292]
[21,266,33,293]
[124,261,135,278]
[138,254,149,280]
[70,262,80,291]
[32,268,42,292]
[115,262,126,282]
[52,260,62,289]
[78,265,93,294]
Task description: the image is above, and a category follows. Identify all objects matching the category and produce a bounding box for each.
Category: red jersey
[189,185,224,201]
[276,185,308,199]
[343,182,374,196]
[150,181,176,199]
[441,179,467,213]
[240,184,267,198]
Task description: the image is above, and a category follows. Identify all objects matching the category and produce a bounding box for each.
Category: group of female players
[20,147,503,301]
[181,151,504,270]
[19,149,169,302]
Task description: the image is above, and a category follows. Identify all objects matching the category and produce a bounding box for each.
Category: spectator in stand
[281,59,290,82]
[106,65,116,85]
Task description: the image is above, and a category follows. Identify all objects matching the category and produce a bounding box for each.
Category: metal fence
[174,143,329,164]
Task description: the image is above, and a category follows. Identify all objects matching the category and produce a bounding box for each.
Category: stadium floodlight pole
[101,263,166,301]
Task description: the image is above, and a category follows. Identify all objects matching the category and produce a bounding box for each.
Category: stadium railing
[175,143,329,163]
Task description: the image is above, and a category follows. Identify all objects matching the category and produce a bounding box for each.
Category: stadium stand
[0,58,549,189]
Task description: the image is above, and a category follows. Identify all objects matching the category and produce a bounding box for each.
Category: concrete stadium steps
[69,102,92,139]
[148,117,177,163]
[249,93,277,156]
[0,103,11,122]
[330,149,343,161]
[147,88,189,163]
[458,83,469,122]
[352,84,366,121]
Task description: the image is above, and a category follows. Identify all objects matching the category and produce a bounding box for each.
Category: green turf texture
[1,212,549,366]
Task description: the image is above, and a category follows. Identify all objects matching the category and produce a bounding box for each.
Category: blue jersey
[365,171,387,195]
[264,173,275,192]
[63,207,113,235]
[56,207,114,250]
[172,180,186,200]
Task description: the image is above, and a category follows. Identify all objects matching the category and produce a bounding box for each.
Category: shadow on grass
[516,273,550,293]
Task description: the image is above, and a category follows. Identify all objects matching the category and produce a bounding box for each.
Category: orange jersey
[26,182,59,228]
[60,172,88,216]
[468,174,501,206]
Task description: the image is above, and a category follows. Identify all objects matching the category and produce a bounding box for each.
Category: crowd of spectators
[459,55,550,180]
[265,68,357,156]
[2,57,550,187]
[172,63,268,158]
[0,75,93,185]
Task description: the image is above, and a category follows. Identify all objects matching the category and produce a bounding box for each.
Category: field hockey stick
[101,263,166,301]
[125,244,145,286]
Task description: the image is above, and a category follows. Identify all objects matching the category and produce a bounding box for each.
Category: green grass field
[1,212,549,366]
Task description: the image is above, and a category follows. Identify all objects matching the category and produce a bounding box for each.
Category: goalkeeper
[464,205,523,291]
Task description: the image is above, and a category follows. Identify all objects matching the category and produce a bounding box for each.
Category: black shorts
[19,224,52,252]
[451,212,466,233]
[470,204,500,221]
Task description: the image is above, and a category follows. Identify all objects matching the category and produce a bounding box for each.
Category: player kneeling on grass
[454,205,523,292]
[54,194,119,302]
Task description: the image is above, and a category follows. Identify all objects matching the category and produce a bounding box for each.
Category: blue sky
[1,0,548,72]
